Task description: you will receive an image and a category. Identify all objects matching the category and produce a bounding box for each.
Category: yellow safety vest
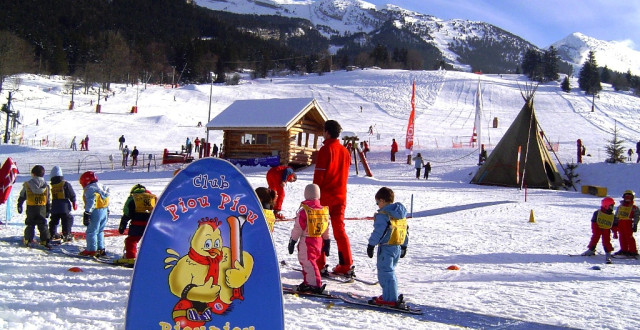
[51,181,66,200]
[300,204,329,238]
[596,211,615,229]
[379,211,408,245]
[24,183,49,206]
[617,205,633,220]
[263,209,276,233]
[132,192,156,213]
[84,192,109,209]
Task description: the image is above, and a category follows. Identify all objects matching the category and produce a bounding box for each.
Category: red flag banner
[405,81,415,150]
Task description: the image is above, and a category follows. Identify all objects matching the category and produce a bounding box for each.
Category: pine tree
[561,76,571,92]
[605,122,626,163]
[543,46,559,82]
[578,51,602,95]
[600,65,611,84]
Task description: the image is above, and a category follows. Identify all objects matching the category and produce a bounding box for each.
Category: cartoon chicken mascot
[165,216,254,328]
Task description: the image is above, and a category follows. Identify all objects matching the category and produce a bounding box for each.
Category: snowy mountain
[196,0,640,75]
[195,0,536,72]
[551,32,640,75]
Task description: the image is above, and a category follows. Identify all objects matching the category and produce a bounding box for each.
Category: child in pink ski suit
[288,184,330,293]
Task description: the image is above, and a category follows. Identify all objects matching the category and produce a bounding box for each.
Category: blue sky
[366,0,640,50]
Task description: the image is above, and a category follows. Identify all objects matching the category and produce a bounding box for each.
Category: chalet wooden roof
[206,98,327,131]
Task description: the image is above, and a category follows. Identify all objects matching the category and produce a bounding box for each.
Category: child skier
[79,171,110,256]
[255,187,277,233]
[117,184,157,265]
[581,197,617,262]
[288,184,330,294]
[367,187,409,307]
[613,190,639,257]
[17,165,52,248]
[48,166,77,242]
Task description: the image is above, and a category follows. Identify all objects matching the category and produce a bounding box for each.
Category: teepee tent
[471,87,564,189]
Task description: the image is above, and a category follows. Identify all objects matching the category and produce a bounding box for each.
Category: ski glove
[367,244,375,258]
[400,246,407,258]
[288,239,297,254]
[322,239,331,256]
[118,216,129,235]
[633,222,638,233]
[72,202,77,211]
[17,204,23,214]
[83,212,91,226]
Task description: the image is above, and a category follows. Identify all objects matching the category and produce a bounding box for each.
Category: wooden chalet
[206,98,328,166]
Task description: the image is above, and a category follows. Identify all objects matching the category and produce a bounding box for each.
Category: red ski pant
[124,235,142,259]
[587,222,613,253]
[316,204,352,268]
[267,178,285,212]
[617,219,638,253]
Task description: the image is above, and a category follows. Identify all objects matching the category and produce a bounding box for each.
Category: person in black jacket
[131,146,139,166]
[48,166,77,242]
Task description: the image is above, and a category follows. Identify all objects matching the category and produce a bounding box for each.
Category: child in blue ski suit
[367,187,409,306]
[79,171,110,256]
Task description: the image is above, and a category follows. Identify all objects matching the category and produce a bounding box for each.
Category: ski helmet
[601,197,615,210]
[623,190,635,200]
[79,171,98,188]
[130,184,146,194]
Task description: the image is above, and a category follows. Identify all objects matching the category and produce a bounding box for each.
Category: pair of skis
[282,283,422,314]
[59,246,134,268]
[280,260,378,285]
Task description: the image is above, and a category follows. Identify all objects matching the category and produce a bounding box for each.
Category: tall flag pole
[405,80,415,152]
[475,78,483,150]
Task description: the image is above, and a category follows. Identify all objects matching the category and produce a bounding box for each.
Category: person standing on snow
[423,162,432,180]
[581,197,617,263]
[79,171,110,256]
[613,190,639,257]
[17,165,52,248]
[122,145,130,167]
[412,153,425,179]
[48,166,77,242]
[70,136,77,151]
[194,137,200,153]
[117,184,157,265]
[313,119,353,276]
[390,139,398,162]
[84,135,90,151]
[266,165,297,220]
[212,143,219,157]
[367,187,409,307]
[131,146,139,166]
[118,135,125,150]
[288,184,331,294]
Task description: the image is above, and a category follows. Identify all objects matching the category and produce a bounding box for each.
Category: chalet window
[297,132,303,147]
[308,133,316,148]
[242,133,270,145]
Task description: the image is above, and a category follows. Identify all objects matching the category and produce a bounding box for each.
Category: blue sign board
[125,158,284,329]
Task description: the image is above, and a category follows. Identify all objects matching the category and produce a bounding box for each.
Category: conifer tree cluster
[578,51,602,95]
[520,46,560,82]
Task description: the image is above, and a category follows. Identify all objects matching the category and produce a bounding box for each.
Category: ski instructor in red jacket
[266,165,297,220]
[313,119,353,276]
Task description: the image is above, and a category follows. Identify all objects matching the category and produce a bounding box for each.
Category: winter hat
[304,184,321,200]
[31,165,45,177]
[50,166,63,178]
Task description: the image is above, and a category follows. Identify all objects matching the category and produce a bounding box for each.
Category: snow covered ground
[1,70,640,329]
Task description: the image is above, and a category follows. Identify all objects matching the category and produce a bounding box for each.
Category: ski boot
[40,240,52,249]
[581,249,595,256]
[96,249,107,257]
